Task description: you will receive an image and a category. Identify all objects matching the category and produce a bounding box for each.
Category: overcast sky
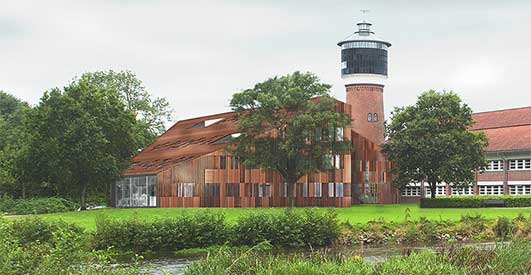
[2,0,530,124]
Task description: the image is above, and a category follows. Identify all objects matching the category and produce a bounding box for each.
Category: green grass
[21,204,531,231]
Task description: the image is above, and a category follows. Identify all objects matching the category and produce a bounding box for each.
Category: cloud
[1,0,530,124]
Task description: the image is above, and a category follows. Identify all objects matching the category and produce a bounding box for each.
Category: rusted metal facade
[115,100,397,208]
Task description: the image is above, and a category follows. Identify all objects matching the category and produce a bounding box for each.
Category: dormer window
[191,118,224,128]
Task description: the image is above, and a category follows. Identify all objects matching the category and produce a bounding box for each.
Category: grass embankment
[185,242,531,275]
[33,204,531,231]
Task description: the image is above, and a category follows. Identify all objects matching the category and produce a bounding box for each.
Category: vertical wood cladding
[157,150,353,208]
[153,130,396,208]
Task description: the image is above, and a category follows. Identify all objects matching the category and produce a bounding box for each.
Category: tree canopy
[0,91,30,197]
[382,90,488,198]
[229,72,352,207]
[78,70,173,149]
[19,79,137,209]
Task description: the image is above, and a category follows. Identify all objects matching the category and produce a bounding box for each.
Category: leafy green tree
[0,91,31,197]
[21,80,137,209]
[78,70,172,149]
[382,90,488,198]
[229,72,352,207]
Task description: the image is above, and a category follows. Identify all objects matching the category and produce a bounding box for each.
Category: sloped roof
[124,112,238,175]
[471,106,531,152]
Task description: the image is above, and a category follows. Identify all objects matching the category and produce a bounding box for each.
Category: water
[139,242,501,274]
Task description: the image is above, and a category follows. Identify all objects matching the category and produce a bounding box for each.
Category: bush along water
[339,214,531,246]
[0,216,140,275]
[93,209,340,253]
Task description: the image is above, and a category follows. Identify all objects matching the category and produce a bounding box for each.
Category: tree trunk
[79,183,87,210]
[22,182,26,199]
[429,182,436,199]
[287,181,296,208]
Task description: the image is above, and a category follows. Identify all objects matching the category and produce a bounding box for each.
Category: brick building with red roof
[400,106,531,200]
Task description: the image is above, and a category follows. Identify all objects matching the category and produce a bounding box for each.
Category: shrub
[93,211,229,252]
[0,216,139,275]
[494,217,513,240]
[0,197,78,215]
[420,195,531,208]
[10,217,84,246]
[233,208,340,248]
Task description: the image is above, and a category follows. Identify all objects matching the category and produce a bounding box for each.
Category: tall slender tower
[338,20,391,145]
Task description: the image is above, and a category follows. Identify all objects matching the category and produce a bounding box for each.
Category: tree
[0,91,31,197]
[229,72,352,207]
[21,80,137,209]
[78,70,173,149]
[382,90,488,198]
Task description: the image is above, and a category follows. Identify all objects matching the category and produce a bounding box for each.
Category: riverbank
[184,241,531,275]
[23,204,531,231]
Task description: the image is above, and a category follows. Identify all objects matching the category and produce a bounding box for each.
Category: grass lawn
[28,204,531,231]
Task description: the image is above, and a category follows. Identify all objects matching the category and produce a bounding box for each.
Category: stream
[138,242,501,275]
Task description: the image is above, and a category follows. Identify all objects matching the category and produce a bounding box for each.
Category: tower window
[367,113,372,122]
[373,113,378,122]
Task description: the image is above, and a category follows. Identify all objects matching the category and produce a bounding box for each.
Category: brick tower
[338,21,391,145]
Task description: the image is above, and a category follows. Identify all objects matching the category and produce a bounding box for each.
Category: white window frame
[485,160,504,171]
[509,159,531,171]
[401,186,420,197]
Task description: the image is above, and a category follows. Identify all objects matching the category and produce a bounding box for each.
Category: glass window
[302,183,309,197]
[373,113,378,122]
[220,155,227,169]
[184,183,194,197]
[509,159,531,170]
[335,183,344,197]
[328,183,334,197]
[401,186,420,197]
[314,182,322,197]
[485,160,504,171]
[367,113,372,122]
[264,183,271,197]
[231,156,239,169]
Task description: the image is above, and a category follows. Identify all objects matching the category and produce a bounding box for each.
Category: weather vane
[360,9,370,22]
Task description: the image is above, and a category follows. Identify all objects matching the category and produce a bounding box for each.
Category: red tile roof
[471,106,531,152]
[124,112,238,175]
[471,106,531,130]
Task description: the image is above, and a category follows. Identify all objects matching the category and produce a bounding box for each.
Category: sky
[1,0,530,125]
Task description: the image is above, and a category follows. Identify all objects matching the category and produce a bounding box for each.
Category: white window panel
[451,186,474,196]
[478,185,503,195]
[485,160,504,171]
[401,186,421,197]
[509,159,531,171]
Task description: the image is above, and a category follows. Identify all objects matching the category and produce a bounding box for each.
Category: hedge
[93,209,340,253]
[420,195,531,208]
[0,196,78,215]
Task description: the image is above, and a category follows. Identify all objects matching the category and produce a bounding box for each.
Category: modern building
[113,19,531,208]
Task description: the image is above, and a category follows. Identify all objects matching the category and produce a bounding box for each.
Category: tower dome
[338,21,391,86]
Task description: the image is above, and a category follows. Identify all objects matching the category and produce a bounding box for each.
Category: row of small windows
[172,182,346,198]
[484,159,531,171]
[341,41,388,50]
[367,113,379,122]
[401,184,531,197]
[217,154,344,170]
